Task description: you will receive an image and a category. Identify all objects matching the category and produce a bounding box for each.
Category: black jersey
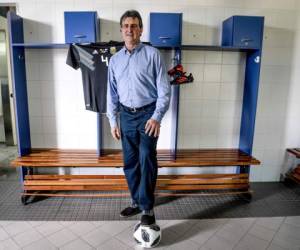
[66,41,124,113]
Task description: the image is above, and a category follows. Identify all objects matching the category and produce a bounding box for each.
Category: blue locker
[150,13,182,47]
[64,11,99,43]
[222,16,264,49]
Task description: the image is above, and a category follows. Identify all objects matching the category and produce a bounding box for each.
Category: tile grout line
[224,217,258,250]
[188,219,230,248]
[265,216,287,250]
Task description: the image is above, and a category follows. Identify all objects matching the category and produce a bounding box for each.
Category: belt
[120,102,156,113]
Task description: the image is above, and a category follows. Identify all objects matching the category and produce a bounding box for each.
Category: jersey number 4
[101,55,109,66]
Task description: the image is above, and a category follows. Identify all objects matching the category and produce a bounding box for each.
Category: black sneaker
[141,214,156,226]
[120,206,141,218]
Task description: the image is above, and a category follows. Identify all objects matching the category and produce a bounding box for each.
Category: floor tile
[28,221,46,227]
[35,221,65,236]
[0,221,14,227]
[277,222,300,240]
[22,238,58,250]
[267,242,289,250]
[67,222,97,236]
[47,228,78,247]
[0,226,10,241]
[248,223,277,242]
[60,238,94,250]
[255,217,285,231]
[81,227,112,247]
[96,237,130,250]
[99,221,136,236]
[272,230,300,249]
[284,216,300,227]
[215,223,246,245]
[182,223,218,246]
[12,228,43,247]
[164,219,198,238]
[202,234,236,250]
[234,234,270,250]
[169,238,200,250]
[3,221,33,236]
[0,238,21,250]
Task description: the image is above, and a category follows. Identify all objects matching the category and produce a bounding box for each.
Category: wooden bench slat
[24,185,129,191]
[11,149,260,167]
[24,178,249,186]
[24,183,249,191]
[22,190,252,198]
[24,173,249,180]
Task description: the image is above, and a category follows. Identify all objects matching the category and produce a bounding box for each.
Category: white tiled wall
[12,0,300,181]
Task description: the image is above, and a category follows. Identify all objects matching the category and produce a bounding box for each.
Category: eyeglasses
[121,24,140,29]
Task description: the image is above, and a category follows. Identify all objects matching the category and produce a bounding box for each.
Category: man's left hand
[145,119,160,137]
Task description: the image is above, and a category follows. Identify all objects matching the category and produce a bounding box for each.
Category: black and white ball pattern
[133,223,161,248]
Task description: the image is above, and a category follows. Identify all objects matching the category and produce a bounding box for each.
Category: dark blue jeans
[120,102,158,211]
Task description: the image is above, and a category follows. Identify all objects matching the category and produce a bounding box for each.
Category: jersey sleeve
[66,44,80,69]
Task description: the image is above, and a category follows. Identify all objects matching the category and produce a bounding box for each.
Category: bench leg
[21,194,29,205]
[241,192,252,202]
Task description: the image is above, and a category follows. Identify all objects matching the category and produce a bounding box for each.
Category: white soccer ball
[133,222,161,248]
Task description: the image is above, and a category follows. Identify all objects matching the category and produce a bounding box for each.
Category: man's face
[121,17,143,45]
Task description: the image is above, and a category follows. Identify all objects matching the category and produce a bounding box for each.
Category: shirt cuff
[151,112,162,123]
[109,118,118,128]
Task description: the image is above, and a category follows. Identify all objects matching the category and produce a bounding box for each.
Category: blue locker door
[233,16,264,48]
[150,13,182,47]
[7,12,31,156]
[64,12,97,43]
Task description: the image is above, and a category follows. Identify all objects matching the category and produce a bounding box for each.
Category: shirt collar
[123,42,144,54]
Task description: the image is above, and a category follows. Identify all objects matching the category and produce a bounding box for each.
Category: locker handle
[241,38,253,43]
[159,36,171,40]
[73,34,87,38]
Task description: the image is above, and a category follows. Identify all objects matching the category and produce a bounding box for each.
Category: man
[106,10,170,225]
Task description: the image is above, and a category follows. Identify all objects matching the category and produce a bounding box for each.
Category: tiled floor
[1,145,300,249]
[0,217,300,249]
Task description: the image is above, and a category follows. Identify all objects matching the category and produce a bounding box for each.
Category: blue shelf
[181,45,259,52]
[12,43,259,52]
[154,44,259,52]
[12,43,69,48]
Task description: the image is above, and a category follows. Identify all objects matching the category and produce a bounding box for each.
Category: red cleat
[167,64,184,76]
[171,73,194,85]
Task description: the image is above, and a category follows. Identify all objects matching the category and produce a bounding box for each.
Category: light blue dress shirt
[106,43,171,128]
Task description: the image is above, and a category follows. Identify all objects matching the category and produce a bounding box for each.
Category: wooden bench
[11,148,260,204]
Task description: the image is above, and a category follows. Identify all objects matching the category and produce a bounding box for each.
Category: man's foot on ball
[141,213,156,225]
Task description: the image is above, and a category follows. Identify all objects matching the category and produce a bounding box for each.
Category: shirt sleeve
[66,44,80,69]
[106,58,119,128]
[151,50,171,122]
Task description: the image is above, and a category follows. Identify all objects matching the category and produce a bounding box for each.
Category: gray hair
[120,10,143,28]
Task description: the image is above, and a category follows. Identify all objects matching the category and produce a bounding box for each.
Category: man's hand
[145,119,160,137]
[111,126,121,141]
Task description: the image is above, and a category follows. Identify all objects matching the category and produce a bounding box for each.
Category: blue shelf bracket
[97,113,102,157]
[238,49,262,174]
[170,48,181,160]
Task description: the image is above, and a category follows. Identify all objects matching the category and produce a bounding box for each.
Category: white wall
[7,0,300,181]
